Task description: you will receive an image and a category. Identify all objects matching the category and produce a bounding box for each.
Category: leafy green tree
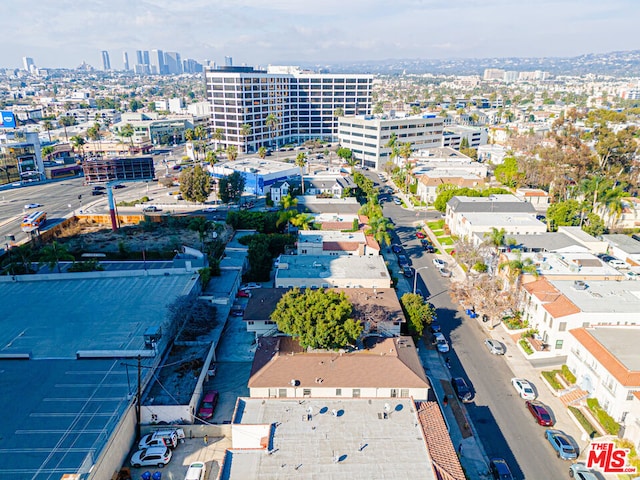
[258,146,267,159]
[188,216,213,251]
[546,200,582,231]
[218,171,245,204]
[494,157,524,188]
[385,133,399,163]
[400,293,436,337]
[41,145,55,161]
[246,236,273,281]
[38,241,74,273]
[179,165,211,203]
[240,123,252,153]
[582,213,606,237]
[290,212,314,230]
[366,216,392,247]
[271,288,362,349]
[336,147,353,164]
[70,136,86,157]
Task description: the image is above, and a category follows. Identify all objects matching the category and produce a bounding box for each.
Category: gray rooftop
[602,234,640,254]
[589,327,640,371]
[448,195,536,214]
[221,397,434,480]
[275,255,389,283]
[506,233,582,252]
[550,280,640,314]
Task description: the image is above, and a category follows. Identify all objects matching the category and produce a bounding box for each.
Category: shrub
[503,316,529,330]
[472,262,488,273]
[542,370,563,390]
[568,406,599,438]
[561,365,576,385]
[587,398,620,436]
[519,338,534,355]
[522,328,538,338]
[198,267,211,289]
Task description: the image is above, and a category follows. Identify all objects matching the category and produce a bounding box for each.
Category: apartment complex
[205,65,373,153]
[337,114,443,170]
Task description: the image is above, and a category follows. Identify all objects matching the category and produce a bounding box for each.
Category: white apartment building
[205,65,373,153]
[337,114,443,170]
[442,126,488,150]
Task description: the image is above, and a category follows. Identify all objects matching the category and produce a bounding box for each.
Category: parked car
[402,266,415,278]
[545,429,578,460]
[423,243,435,253]
[241,282,262,290]
[393,197,402,205]
[489,458,514,480]
[526,400,554,426]
[130,446,172,468]
[432,258,446,269]
[230,307,244,317]
[198,390,219,420]
[92,185,106,190]
[92,190,106,196]
[433,332,449,353]
[511,378,536,400]
[185,462,207,480]
[391,244,403,254]
[236,290,251,298]
[451,377,473,403]
[397,254,411,267]
[142,206,160,212]
[608,258,628,269]
[484,338,505,355]
[568,463,599,479]
[429,320,442,333]
[24,203,42,209]
[138,429,179,450]
[416,231,426,239]
[625,270,640,280]
[438,268,452,278]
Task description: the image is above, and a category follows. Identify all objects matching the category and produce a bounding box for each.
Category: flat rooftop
[275,255,389,283]
[589,327,640,371]
[551,279,640,314]
[505,251,623,278]
[222,397,434,480]
[462,212,545,227]
[215,158,297,175]
[298,230,366,244]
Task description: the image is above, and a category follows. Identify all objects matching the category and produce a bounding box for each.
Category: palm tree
[277,194,298,234]
[212,128,224,150]
[194,125,207,161]
[39,241,74,273]
[290,213,314,231]
[265,114,279,150]
[333,107,344,119]
[42,120,53,142]
[296,152,307,195]
[70,136,86,158]
[86,122,102,155]
[258,146,267,159]
[226,145,238,161]
[41,145,55,161]
[484,227,506,250]
[58,115,76,142]
[240,123,252,153]
[188,217,213,252]
[499,251,538,291]
[366,216,393,247]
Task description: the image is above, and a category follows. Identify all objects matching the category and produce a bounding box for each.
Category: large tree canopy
[179,165,211,203]
[270,288,362,350]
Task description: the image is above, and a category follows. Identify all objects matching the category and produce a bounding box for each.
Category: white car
[569,463,598,479]
[130,446,172,468]
[241,282,262,290]
[511,378,536,400]
[625,271,639,280]
[433,332,449,353]
[484,338,505,355]
[24,203,42,209]
[608,258,628,269]
[432,258,447,269]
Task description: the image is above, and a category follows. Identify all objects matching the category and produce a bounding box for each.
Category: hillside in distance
[301,50,640,77]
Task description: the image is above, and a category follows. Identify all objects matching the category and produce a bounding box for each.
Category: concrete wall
[249,386,429,399]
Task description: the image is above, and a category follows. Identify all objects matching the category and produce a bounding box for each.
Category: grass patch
[542,370,563,390]
[519,338,534,355]
[427,220,444,230]
[117,196,150,207]
[587,398,620,435]
[439,237,454,246]
[561,365,576,385]
[568,406,600,439]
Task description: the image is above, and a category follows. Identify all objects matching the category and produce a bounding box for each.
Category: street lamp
[413,266,429,295]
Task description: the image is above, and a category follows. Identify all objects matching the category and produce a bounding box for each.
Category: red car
[236,290,250,298]
[416,231,426,239]
[198,390,219,420]
[526,400,554,426]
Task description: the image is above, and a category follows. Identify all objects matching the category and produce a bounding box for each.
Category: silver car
[484,338,505,355]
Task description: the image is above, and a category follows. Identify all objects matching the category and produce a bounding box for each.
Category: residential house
[297,230,380,256]
[602,234,640,267]
[416,174,484,205]
[515,188,550,213]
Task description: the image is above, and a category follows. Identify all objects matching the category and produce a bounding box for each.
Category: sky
[1,0,640,70]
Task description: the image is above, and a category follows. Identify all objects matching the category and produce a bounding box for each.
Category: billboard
[1,111,16,128]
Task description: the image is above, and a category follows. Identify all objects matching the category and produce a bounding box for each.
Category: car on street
[92,185,106,190]
[113,184,126,189]
[422,243,435,253]
[568,463,599,479]
[236,290,251,298]
[625,270,640,280]
[24,203,42,209]
[130,446,172,468]
[545,429,578,460]
[489,458,514,480]
[402,266,415,278]
[438,268,452,278]
[451,377,473,403]
[526,400,554,426]
[142,206,160,212]
[230,307,244,317]
[393,197,402,205]
[416,231,426,239]
[484,338,505,355]
[241,282,262,289]
[198,390,219,420]
[511,378,536,400]
[397,254,411,267]
[432,258,446,269]
[429,320,441,333]
[91,189,106,196]
[608,258,627,269]
[203,207,217,212]
[433,332,449,353]
[391,244,403,254]
[599,254,615,263]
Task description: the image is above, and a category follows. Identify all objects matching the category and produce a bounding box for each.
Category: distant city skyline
[1,0,640,69]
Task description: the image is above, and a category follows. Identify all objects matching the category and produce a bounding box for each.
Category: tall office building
[142,51,150,67]
[123,51,130,71]
[101,50,111,70]
[164,52,182,74]
[136,50,144,65]
[22,56,35,72]
[150,49,165,75]
[224,56,233,67]
[205,65,373,153]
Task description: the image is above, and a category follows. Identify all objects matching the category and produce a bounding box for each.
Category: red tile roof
[569,328,640,387]
[524,278,580,318]
[416,401,466,480]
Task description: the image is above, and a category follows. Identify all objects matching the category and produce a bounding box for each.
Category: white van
[184,461,207,480]
[138,428,182,450]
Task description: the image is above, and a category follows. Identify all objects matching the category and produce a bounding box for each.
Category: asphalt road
[383,200,569,480]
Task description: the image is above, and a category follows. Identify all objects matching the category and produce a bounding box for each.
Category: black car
[391,244,403,254]
[429,320,441,333]
[397,254,412,267]
[92,185,106,190]
[91,190,106,196]
[451,377,473,403]
[423,244,435,253]
[113,184,126,189]
[489,458,514,480]
[402,266,415,278]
